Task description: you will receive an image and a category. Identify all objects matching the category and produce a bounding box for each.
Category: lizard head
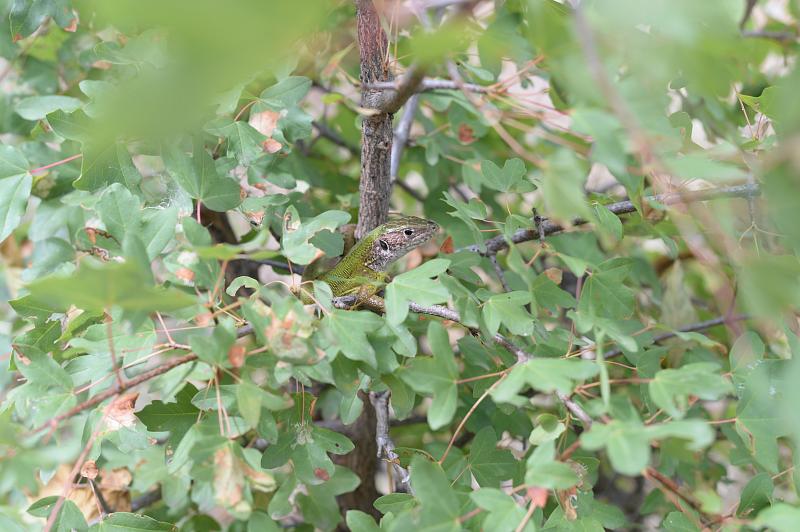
[365,216,439,271]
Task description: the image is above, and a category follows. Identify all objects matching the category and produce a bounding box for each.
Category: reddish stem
[30,153,82,175]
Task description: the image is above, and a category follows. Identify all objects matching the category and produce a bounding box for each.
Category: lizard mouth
[412,219,439,245]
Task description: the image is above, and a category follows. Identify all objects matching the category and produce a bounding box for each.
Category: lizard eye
[403,229,414,236]
[379,239,389,251]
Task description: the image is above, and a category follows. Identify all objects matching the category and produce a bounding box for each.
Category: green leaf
[481,291,534,336]
[0,143,29,177]
[729,331,764,385]
[226,276,261,297]
[530,273,576,312]
[259,77,312,108]
[664,153,747,182]
[578,258,635,319]
[25,259,195,312]
[410,456,461,531]
[374,493,416,514]
[583,419,714,476]
[345,511,380,532]
[400,322,459,429]
[529,414,566,445]
[739,255,800,319]
[163,140,241,211]
[492,358,599,403]
[205,118,267,165]
[736,359,791,472]
[525,440,579,489]
[581,421,651,475]
[0,144,32,242]
[140,206,178,260]
[644,420,715,450]
[96,183,141,241]
[75,142,142,191]
[661,512,699,532]
[539,149,592,224]
[443,191,487,249]
[309,229,344,258]
[281,207,351,264]
[16,96,82,121]
[190,320,235,366]
[385,258,451,324]
[466,427,518,487]
[480,158,526,192]
[16,351,72,392]
[246,511,279,532]
[136,384,199,446]
[89,513,176,531]
[322,310,383,368]
[736,472,773,518]
[10,0,55,38]
[648,363,731,419]
[27,497,87,532]
[753,504,800,532]
[593,203,623,242]
[470,488,533,532]
[46,109,93,141]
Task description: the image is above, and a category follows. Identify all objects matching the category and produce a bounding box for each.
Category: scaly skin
[299,216,438,304]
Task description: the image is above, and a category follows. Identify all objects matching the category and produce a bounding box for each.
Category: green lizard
[297,216,439,305]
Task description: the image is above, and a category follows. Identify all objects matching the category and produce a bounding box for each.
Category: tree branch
[131,488,162,512]
[355,0,394,236]
[376,65,427,114]
[460,183,761,255]
[364,78,491,94]
[739,0,758,29]
[31,325,254,435]
[390,93,419,183]
[258,258,303,275]
[369,390,410,491]
[312,121,359,155]
[644,467,709,519]
[604,314,750,360]
[557,391,593,428]
[741,29,797,42]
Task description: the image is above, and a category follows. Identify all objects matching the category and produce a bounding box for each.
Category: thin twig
[30,324,254,434]
[30,352,198,435]
[603,314,749,359]
[515,491,538,532]
[44,422,105,531]
[105,313,124,390]
[439,374,507,464]
[645,467,709,518]
[30,153,83,175]
[460,184,761,255]
[489,254,510,292]
[88,478,113,517]
[311,121,359,155]
[258,259,303,275]
[557,392,593,428]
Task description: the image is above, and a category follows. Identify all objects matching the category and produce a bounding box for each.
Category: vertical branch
[333,1,398,518]
[369,391,410,491]
[355,0,395,237]
[390,93,420,184]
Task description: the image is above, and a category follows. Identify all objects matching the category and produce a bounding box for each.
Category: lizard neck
[342,233,385,273]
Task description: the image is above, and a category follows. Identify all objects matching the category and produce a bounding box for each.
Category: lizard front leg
[348,272,389,310]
